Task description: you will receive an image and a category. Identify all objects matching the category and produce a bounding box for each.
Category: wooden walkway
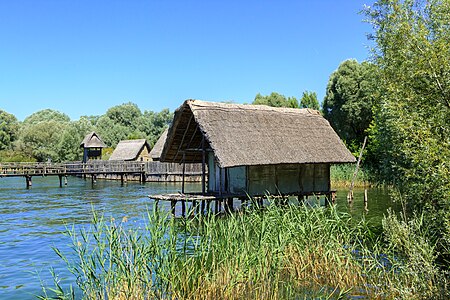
[0,161,203,187]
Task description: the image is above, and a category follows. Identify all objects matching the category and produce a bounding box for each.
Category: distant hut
[80,132,106,163]
[109,139,151,162]
[159,100,355,199]
[149,128,168,161]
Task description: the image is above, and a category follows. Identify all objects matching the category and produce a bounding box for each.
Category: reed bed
[39,202,448,299]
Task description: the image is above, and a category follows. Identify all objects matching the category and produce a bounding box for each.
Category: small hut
[158,100,355,200]
[109,139,151,162]
[80,132,106,163]
[149,128,168,161]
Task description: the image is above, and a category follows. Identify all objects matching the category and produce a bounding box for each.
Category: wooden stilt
[215,200,219,214]
[181,200,186,217]
[171,200,177,216]
[58,175,63,188]
[182,152,186,194]
[64,175,68,186]
[201,200,206,214]
[206,200,211,214]
[25,175,32,188]
[364,189,369,211]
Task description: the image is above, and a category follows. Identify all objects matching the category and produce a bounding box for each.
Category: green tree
[364,0,450,251]
[299,91,320,110]
[253,92,299,108]
[0,110,19,150]
[57,117,94,162]
[23,109,70,125]
[322,59,379,153]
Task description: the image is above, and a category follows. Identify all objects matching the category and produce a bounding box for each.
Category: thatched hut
[159,100,355,199]
[80,132,106,163]
[109,139,151,162]
[149,128,168,161]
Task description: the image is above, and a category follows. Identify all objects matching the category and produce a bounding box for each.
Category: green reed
[39,201,447,299]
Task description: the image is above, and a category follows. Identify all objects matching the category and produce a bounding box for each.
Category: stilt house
[159,100,355,199]
[80,132,106,163]
[109,139,151,162]
[149,128,168,161]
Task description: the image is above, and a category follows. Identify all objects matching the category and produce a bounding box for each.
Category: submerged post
[348,136,367,203]
[25,175,32,188]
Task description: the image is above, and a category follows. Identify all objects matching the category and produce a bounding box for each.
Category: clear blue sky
[0,0,373,121]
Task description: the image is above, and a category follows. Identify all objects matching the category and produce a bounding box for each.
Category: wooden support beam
[181,200,186,217]
[201,136,206,195]
[171,200,177,216]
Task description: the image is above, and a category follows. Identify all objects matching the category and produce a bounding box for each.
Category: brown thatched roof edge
[109,139,150,161]
[80,131,107,148]
[161,100,356,168]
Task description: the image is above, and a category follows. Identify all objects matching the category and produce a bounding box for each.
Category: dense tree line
[252,91,320,110]
[0,103,172,162]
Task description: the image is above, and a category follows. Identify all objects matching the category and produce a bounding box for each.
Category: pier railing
[0,161,203,177]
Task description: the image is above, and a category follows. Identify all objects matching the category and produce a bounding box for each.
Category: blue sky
[0,0,373,121]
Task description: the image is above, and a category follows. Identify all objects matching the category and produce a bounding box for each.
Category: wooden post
[201,200,206,214]
[348,136,367,203]
[181,200,186,217]
[364,189,369,211]
[206,200,211,214]
[171,200,177,216]
[25,175,32,188]
[201,137,206,195]
[64,175,68,186]
[215,200,219,214]
[120,174,124,185]
[182,152,186,194]
[58,175,63,188]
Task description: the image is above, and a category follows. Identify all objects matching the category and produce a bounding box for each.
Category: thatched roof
[149,128,168,160]
[109,139,151,161]
[161,100,356,168]
[80,131,106,148]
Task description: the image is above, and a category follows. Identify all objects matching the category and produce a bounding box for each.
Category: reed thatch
[80,131,106,148]
[149,128,168,161]
[109,139,151,161]
[161,100,356,168]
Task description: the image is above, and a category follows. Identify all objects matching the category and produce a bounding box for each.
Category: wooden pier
[0,161,203,188]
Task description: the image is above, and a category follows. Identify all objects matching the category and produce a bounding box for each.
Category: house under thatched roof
[80,132,106,149]
[149,128,168,161]
[151,100,357,213]
[161,100,355,167]
[109,139,151,161]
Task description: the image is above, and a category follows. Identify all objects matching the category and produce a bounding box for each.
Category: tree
[23,109,70,125]
[253,92,299,108]
[0,110,19,150]
[299,91,320,110]
[322,59,379,153]
[364,0,450,239]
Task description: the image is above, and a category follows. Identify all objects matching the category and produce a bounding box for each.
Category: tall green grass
[330,164,372,188]
[39,201,448,299]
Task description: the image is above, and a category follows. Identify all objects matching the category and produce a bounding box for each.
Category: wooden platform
[149,190,336,217]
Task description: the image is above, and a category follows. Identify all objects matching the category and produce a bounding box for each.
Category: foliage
[253,92,299,108]
[23,109,70,125]
[0,109,19,150]
[364,0,450,266]
[40,204,449,299]
[96,103,172,148]
[299,90,320,110]
[0,103,171,162]
[364,0,450,207]
[322,59,379,153]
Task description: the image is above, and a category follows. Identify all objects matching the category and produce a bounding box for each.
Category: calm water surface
[0,176,398,299]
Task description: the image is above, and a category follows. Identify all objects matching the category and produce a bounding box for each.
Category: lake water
[0,176,399,299]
